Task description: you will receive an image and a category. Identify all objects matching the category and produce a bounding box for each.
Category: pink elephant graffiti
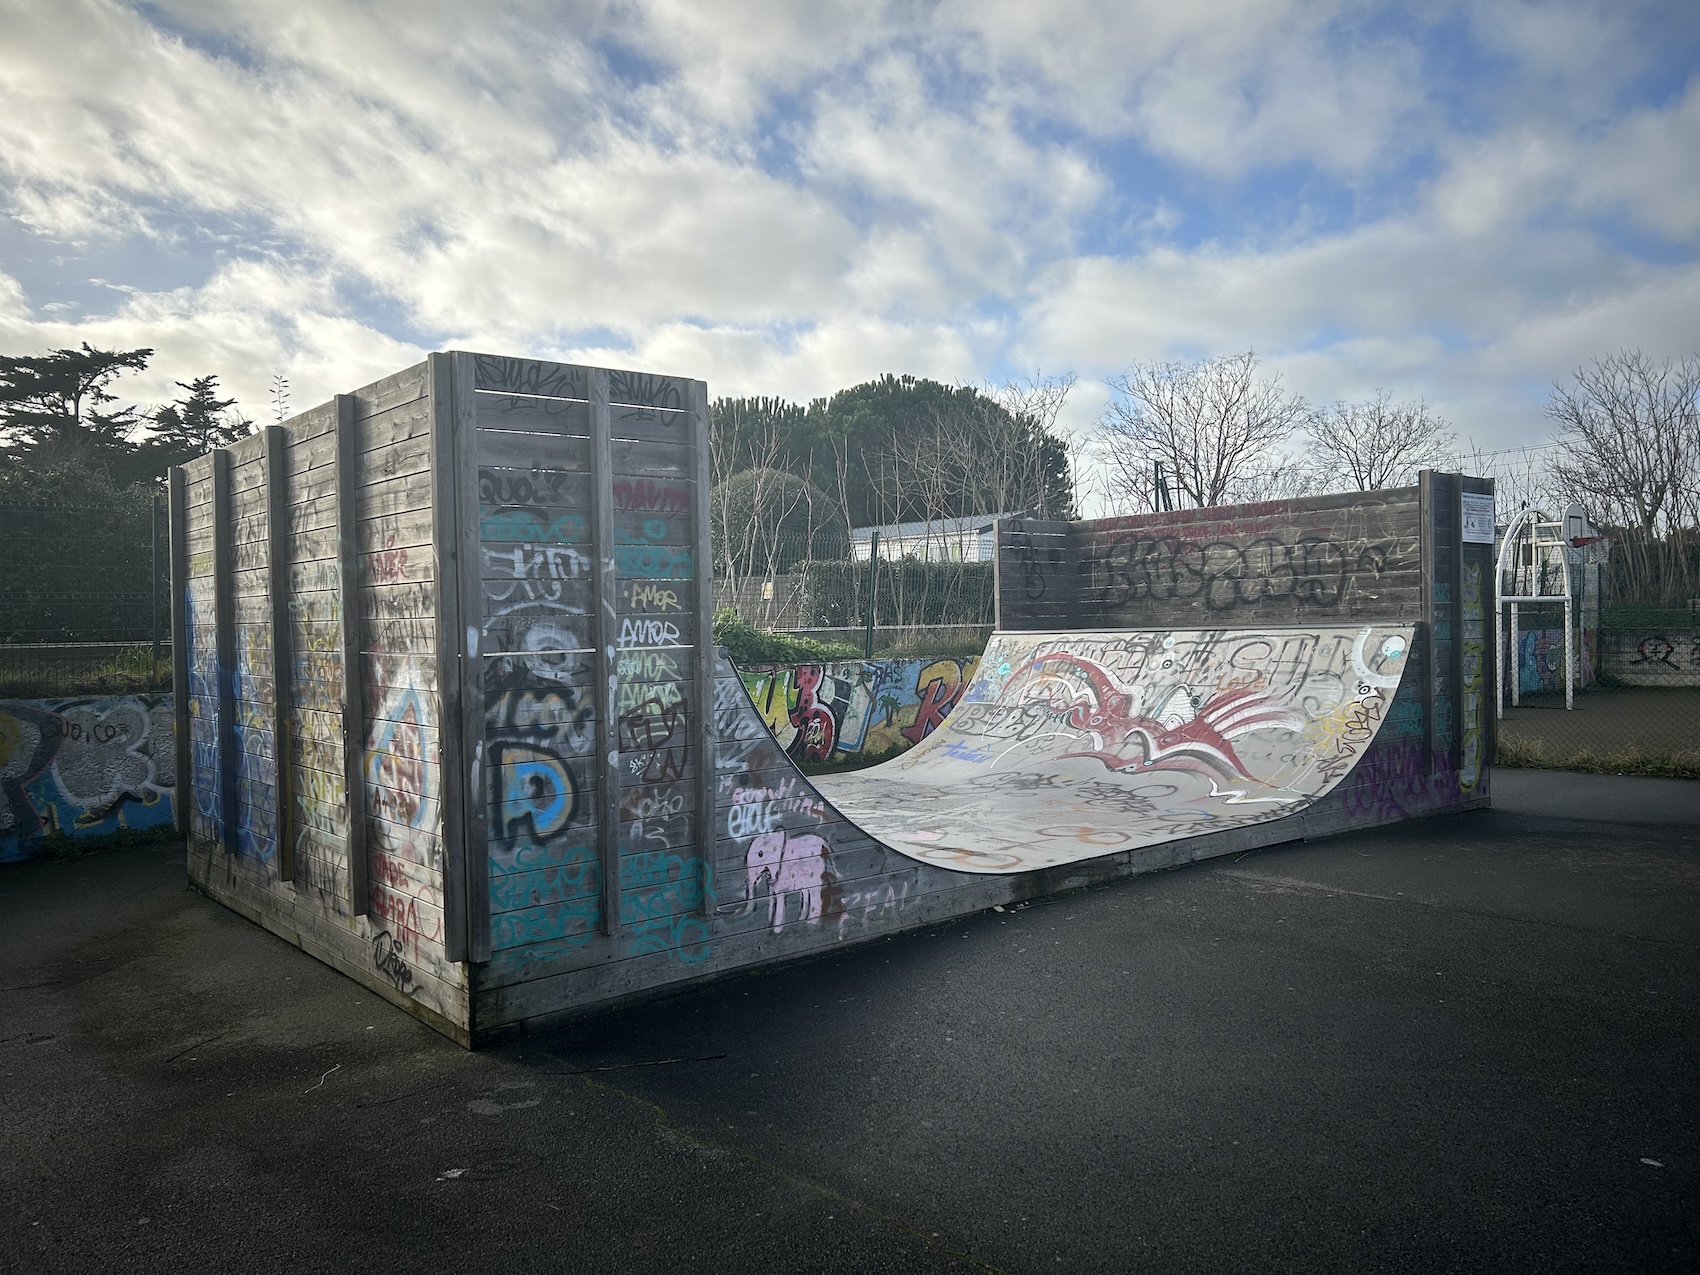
[745,830,833,933]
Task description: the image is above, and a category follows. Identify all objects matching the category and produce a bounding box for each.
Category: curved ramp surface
[813,626,1414,873]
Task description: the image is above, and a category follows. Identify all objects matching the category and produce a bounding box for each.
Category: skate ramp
[813,625,1414,874]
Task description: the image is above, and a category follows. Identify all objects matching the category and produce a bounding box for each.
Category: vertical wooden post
[1476,478,1499,768]
[447,352,490,963]
[991,517,1005,632]
[151,496,161,678]
[212,449,239,853]
[687,378,717,916]
[168,467,191,839]
[336,394,368,915]
[266,426,294,881]
[430,355,468,963]
[455,356,489,962]
[589,368,620,936]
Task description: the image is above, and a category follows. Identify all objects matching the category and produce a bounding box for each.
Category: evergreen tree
[802,374,1075,527]
[0,344,153,477]
[133,375,252,475]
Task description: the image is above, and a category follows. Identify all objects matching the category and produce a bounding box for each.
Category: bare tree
[1459,442,1563,525]
[1547,349,1700,536]
[1543,349,1700,607]
[986,371,1077,518]
[1097,352,1310,511]
[1306,390,1457,490]
[710,400,839,625]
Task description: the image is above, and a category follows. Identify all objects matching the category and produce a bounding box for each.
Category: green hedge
[711,609,861,663]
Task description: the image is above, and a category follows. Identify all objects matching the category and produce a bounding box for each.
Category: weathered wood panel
[184,356,467,1041]
[995,518,1074,630]
[211,450,239,853]
[169,466,191,837]
[1073,490,1424,627]
[996,492,1425,631]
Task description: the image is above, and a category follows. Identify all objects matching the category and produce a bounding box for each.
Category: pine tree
[150,376,248,455]
[0,344,153,475]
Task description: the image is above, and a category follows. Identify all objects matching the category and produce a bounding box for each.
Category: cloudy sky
[3,0,1698,480]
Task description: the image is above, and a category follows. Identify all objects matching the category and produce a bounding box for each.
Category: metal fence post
[864,530,880,659]
[151,493,162,684]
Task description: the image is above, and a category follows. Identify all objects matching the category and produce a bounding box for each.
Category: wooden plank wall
[469,355,716,1005]
[996,489,1426,631]
[178,361,470,1040]
[994,517,1075,630]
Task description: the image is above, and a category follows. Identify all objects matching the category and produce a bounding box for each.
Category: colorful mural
[737,655,981,765]
[0,694,176,863]
[1513,628,1597,695]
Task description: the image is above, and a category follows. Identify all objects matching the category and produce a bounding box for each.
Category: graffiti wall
[470,359,715,999]
[176,359,468,1036]
[0,694,175,863]
[1510,628,1598,694]
[999,488,1426,631]
[1600,630,1700,687]
[737,656,981,766]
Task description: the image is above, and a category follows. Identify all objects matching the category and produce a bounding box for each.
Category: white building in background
[849,513,1030,562]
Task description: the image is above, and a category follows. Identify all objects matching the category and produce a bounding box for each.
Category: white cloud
[0,0,1692,474]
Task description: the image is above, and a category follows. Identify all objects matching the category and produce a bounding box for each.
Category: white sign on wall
[1461,493,1496,545]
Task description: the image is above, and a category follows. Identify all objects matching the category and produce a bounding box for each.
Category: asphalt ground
[1499,686,1700,757]
[2,770,1697,1274]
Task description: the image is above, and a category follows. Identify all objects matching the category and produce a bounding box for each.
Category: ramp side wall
[995,479,1492,815]
[178,361,472,1043]
[472,644,1459,1041]
[468,355,729,1032]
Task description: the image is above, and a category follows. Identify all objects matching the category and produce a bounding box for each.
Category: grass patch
[0,645,170,698]
[1497,736,1700,781]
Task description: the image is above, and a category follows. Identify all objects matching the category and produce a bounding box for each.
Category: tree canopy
[0,348,250,485]
[135,375,251,477]
[710,373,1075,533]
[0,344,154,478]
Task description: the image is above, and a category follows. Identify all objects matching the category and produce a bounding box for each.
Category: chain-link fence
[1496,601,1700,778]
[713,529,995,654]
[0,490,171,695]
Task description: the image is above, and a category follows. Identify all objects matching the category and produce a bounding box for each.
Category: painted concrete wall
[1600,629,1700,686]
[0,694,175,862]
[1508,627,1700,690]
[737,656,980,765]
